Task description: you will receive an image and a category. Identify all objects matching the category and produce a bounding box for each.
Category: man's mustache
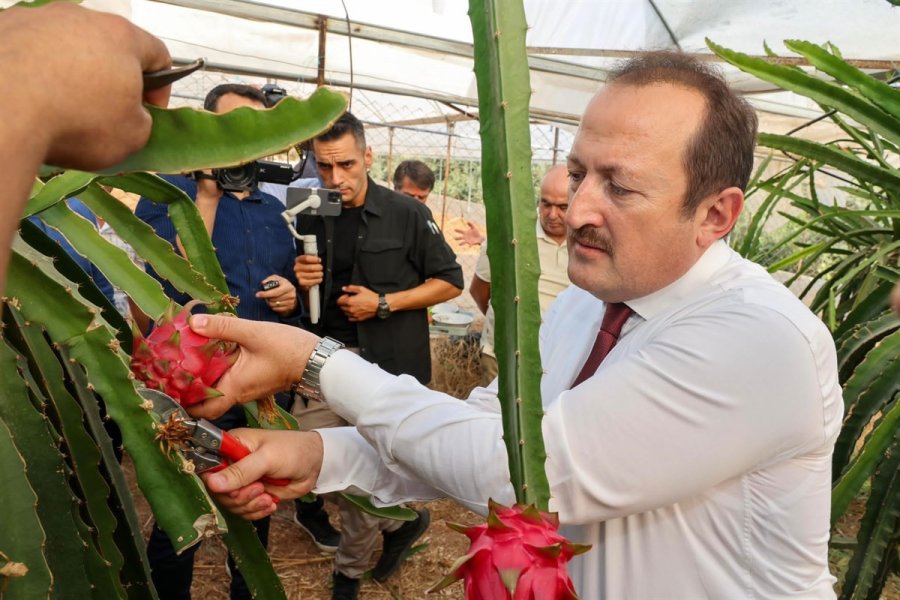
[569,226,614,256]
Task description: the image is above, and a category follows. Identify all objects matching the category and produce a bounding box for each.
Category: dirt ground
[129,467,479,599]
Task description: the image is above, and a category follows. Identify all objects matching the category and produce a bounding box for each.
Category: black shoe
[331,571,360,600]
[294,508,340,553]
[371,508,431,583]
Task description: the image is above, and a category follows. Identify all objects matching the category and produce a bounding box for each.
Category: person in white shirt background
[188,51,844,599]
[470,163,571,385]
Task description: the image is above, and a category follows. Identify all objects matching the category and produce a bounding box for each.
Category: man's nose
[566,186,600,230]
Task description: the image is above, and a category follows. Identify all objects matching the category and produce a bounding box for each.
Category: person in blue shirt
[135,83,299,600]
[29,197,116,306]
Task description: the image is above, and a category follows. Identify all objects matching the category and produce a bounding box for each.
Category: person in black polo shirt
[292,112,463,600]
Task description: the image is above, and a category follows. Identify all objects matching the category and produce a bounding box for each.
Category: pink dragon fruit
[430,499,589,599]
[131,300,238,407]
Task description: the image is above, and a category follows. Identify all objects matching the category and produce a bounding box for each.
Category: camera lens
[215,162,259,192]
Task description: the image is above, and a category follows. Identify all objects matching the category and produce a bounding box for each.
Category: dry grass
[428,334,484,398]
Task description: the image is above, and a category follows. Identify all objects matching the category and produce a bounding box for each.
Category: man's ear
[364,146,373,171]
[696,187,743,248]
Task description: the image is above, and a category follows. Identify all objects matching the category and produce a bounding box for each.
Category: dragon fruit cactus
[131,300,238,407]
[431,500,588,599]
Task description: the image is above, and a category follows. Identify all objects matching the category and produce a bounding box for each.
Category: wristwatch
[292,336,345,402]
[377,293,392,319]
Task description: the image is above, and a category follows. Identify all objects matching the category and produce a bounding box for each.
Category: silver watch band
[292,336,345,402]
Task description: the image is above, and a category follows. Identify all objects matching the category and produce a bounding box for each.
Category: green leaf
[24,171,97,218]
[0,336,124,596]
[837,435,900,600]
[18,219,127,344]
[8,312,156,597]
[758,134,900,191]
[707,40,900,147]
[96,89,347,175]
[339,494,417,521]
[0,417,50,599]
[76,183,226,317]
[784,40,900,120]
[831,399,899,524]
[835,310,900,381]
[96,174,230,301]
[832,329,900,478]
[33,200,173,319]
[240,400,299,431]
[219,510,286,599]
[5,247,225,554]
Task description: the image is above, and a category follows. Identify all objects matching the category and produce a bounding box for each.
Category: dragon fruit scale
[131,300,238,407]
[430,500,589,599]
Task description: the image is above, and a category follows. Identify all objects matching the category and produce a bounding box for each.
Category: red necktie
[571,302,633,387]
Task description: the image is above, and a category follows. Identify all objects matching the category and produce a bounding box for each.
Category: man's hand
[1,3,171,304]
[202,429,325,521]
[256,275,298,315]
[337,285,379,322]
[2,4,172,171]
[453,221,486,247]
[186,314,320,419]
[294,255,324,290]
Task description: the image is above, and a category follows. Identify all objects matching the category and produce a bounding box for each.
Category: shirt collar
[228,187,265,203]
[535,218,566,246]
[361,176,385,217]
[626,239,733,321]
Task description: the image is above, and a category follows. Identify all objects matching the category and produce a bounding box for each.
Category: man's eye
[567,171,583,184]
[609,181,631,196]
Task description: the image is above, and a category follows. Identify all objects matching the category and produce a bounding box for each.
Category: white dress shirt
[315,240,843,599]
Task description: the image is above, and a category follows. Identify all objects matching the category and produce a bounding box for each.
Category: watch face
[377,296,390,319]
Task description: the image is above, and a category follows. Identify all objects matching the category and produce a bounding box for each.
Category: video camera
[210,160,295,193]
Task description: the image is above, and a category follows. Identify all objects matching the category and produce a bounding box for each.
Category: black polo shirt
[296,178,463,383]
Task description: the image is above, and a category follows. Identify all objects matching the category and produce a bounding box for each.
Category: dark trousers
[147,516,270,600]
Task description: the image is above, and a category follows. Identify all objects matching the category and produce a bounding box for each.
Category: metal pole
[316,15,327,86]
[440,122,454,231]
[552,126,560,166]
[386,127,395,184]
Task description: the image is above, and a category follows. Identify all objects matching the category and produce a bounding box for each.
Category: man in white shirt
[471,164,571,383]
[189,51,843,599]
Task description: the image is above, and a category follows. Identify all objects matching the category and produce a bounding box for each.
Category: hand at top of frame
[1,3,172,171]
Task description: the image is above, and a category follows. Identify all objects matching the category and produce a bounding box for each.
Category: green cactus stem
[468,0,550,508]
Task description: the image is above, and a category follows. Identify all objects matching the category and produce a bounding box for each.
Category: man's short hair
[608,52,758,218]
[315,111,367,151]
[203,83,267,112]
[392,160,435,192]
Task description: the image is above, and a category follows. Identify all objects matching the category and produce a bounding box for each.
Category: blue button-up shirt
[135,175,298,323]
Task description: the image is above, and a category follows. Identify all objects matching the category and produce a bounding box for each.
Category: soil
[129,459,478,599]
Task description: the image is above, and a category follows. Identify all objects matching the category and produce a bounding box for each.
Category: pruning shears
[140,388,290,487]
[142,58,206,91]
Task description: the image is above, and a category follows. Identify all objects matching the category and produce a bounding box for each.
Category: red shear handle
[219,430,291,487]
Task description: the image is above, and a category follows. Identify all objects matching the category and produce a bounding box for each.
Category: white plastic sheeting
[116,0,897,125]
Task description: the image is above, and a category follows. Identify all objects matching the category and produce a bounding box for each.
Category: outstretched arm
[0,4,171,292]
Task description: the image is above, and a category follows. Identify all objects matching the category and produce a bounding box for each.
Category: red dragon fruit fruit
[131,300,238,407]
[430,500,589,600]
